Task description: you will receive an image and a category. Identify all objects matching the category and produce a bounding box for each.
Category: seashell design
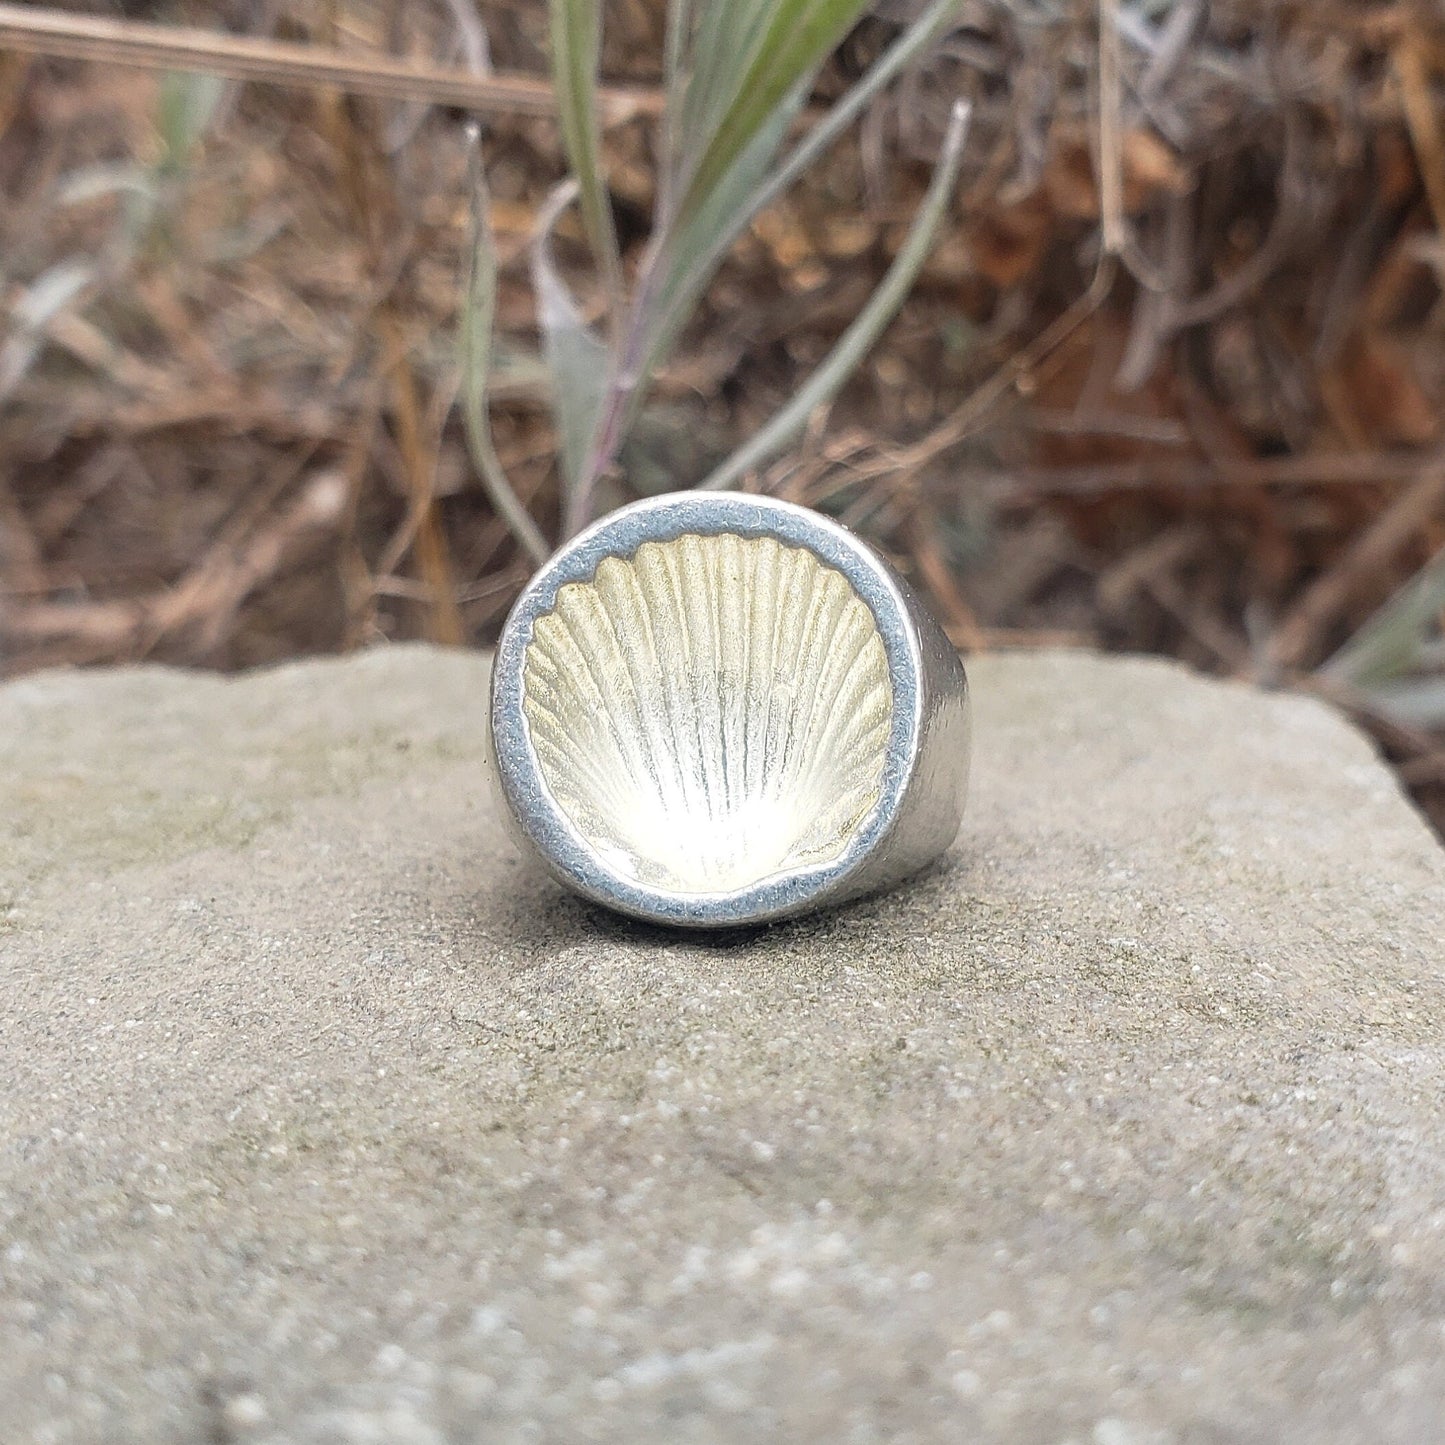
[520,532,893,896]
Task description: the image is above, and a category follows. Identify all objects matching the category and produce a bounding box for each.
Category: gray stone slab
[1,645,1443,1445]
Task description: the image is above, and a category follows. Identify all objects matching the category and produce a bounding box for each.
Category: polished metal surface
[489,492,971,927]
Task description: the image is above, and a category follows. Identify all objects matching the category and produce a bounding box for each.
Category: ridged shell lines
[520,532,893,895]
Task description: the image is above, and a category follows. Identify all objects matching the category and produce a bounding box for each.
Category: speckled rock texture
[2,645,1443,1445]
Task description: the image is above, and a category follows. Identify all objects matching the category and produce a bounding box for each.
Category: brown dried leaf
[1042,129,1186,223]
[969,192,1053,288]
[1332,332,1440,448]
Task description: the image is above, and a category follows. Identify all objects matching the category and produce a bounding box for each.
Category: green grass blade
[679,0,873,224]
[699,100,971,491]
[460,129,550,566]
[757,0,959,217]
[647,0,960,377]
[678,0,773,165]
[644,97,800,378]
[657,0,694,220]
[157,69,225,174]
[547,0,621,314]
[530,182,611,531]
[1359,676,1445,730]
[1322,543,1445,689]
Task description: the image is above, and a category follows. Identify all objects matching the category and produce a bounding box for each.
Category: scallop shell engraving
[520,532,893,895]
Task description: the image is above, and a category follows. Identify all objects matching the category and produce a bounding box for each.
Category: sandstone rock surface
[2,646,1443,1444]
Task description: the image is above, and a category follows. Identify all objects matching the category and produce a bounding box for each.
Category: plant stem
[461,124,550,566]
[699,100,971,492]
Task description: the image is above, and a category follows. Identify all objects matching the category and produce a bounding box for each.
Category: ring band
[489,492,971,927]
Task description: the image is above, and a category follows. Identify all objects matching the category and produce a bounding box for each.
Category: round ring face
[490,493,926,927]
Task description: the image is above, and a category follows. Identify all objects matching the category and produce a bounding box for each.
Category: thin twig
[699,100,972,491]
[1171,111,1307,328]
[969,450,1437,498]
[0,472,346,657]
[1267,452,1445,674]
[1095,0,1126,260]
[1393,32,1445,240]
[886,255,1118,476]
[908,492,987,651]
[0,2,661,123]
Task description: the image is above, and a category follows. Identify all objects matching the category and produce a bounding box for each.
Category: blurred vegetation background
[0,0,1443,832]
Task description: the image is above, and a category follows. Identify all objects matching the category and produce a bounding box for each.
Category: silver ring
[489,492,971,928]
